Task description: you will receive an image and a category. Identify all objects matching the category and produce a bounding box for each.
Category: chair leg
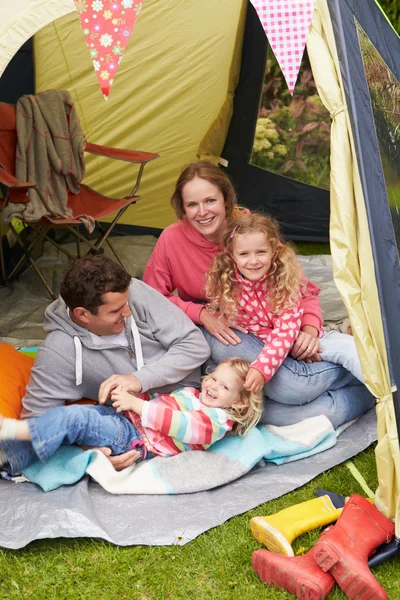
[38,229,77,261]
[7,225,46,280]
[7,224,56,300]
[105,236,126,270]
[88,208,131,270]
[0,234,6,284]
[92,209,126,251]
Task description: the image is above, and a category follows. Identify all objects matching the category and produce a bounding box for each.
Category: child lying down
[0,359,263,474]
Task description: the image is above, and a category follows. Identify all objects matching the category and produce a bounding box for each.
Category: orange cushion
[0,343,34,418]
[0,343,98,418]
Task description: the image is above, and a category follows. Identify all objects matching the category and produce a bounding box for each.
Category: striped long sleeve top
[126,387,234,457]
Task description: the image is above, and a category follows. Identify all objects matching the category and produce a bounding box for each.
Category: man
[21,256,210,469]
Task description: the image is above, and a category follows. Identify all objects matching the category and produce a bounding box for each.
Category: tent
[0,0,400,537]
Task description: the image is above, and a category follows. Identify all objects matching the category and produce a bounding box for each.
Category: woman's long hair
[206,213,305,318]
[203,358,264,436]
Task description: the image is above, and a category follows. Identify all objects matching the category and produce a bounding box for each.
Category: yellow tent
[1,0,399,532]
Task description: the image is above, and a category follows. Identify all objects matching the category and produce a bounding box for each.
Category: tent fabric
[32,0,245,230]
[220,3,331,242]
[308,0,399,528]
[0,0,75,77]
[1,0,399,537]
[326,0,400,530]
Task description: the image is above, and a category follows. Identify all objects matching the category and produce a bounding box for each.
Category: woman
[144,161,374,428]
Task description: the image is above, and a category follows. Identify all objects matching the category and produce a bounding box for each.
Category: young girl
[206,213,364,394]
[0,359,263,476]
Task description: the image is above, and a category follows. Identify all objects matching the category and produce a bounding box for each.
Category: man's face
[84,290,132,336]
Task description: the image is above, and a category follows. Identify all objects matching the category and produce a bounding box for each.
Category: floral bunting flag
[74,0,144,100]
[250,0,316,94]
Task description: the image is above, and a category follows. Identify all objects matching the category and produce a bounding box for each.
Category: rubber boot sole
[314,542,388,600]
[250,516,294,556]
[252,551,333,600]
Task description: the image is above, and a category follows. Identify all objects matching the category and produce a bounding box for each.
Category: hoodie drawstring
[129,315,144,370]
[72,315,144,387]
[73,336,83,385]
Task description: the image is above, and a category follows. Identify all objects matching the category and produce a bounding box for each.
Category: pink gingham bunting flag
[250,0,316,94]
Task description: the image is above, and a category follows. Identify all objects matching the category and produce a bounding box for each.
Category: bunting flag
[250,0,316,94]
[74,0,145,100]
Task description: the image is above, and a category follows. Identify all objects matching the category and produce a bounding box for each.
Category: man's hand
[244,368,265,393]
[98,374,142,405]
[83,446,141,471]
[291,327,322,362]
[200,308,248,346]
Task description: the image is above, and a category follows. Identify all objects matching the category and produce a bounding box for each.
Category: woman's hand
[200,308,248,346]
[98,374,142,405]
[244,368,265,393]
[290,327,322,363]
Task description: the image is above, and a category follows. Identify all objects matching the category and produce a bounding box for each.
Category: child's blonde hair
[206,212,305,317]
[203,358,264,436]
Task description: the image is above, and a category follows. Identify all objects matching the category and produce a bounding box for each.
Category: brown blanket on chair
[3,89,93,230]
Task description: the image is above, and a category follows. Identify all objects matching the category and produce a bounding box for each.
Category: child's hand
[244,368,265,393]
[111,386,145,415]
[98,374,142,404]
[111,386,136,413]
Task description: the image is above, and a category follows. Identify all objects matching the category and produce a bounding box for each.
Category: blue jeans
[320,330,364,383]
[202,329,375,428]
[1,405,146,476]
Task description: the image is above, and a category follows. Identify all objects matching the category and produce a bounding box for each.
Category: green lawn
[2,239,397,599]
[1,444,399,599]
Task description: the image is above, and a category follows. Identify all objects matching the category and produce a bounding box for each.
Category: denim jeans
[202,328,375,428]
[1,405,145,476]
[319,330,364,383]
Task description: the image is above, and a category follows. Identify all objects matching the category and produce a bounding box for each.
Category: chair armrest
[0,167,35,190]
[85,142,159,164]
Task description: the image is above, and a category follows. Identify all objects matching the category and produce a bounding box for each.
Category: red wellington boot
[252,545,335,600]
[313,494,394,600]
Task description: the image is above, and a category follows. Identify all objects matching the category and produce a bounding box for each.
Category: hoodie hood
[234,268,269,292]
[44,296,144,386]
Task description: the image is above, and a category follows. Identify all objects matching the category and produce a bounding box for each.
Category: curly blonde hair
[206,212,305,318]
[203,358,264,437]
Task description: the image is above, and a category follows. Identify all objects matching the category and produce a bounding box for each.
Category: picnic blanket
[2,90,93,231]
[21,415,341,494]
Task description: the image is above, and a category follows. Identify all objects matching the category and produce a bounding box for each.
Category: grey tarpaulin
[0,409,376,549]
[0,237,374,549]
[0,236,348,346]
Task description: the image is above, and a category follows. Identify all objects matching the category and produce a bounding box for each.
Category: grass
[3,239,397,598]
[1,444,399,599]
[295,242,331,255]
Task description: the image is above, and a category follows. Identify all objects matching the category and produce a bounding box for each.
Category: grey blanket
[3,90,91,229]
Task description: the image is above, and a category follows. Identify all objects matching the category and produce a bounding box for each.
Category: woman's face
[182,176,226,243]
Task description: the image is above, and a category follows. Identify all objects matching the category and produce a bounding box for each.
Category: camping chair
[0,101,158,299]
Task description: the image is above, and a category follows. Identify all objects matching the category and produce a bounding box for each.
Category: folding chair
[0,101,158,299]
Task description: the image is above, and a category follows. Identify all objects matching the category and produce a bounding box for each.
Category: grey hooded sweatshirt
[21,278,210,418]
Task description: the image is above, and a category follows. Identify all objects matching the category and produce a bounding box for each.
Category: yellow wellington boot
[250,496,342,557]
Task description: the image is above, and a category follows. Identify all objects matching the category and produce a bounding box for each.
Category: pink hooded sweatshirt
[143,218,322,332]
